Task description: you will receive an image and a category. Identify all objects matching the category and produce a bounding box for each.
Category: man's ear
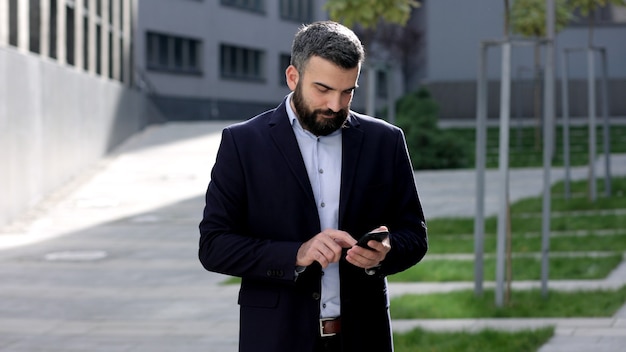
[285,65,299,91]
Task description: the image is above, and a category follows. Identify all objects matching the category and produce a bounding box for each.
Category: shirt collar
[285,92,300,130]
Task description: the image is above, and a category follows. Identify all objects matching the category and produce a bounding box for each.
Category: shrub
[395,87,469,170]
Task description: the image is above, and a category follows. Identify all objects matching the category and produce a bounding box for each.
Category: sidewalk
[0,122,624,351]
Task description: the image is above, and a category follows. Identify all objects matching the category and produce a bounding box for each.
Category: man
[199,21,428,352]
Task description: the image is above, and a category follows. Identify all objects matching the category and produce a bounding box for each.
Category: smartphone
[356,230,389,250]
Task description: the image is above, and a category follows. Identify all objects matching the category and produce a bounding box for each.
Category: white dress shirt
[286,93,342,319]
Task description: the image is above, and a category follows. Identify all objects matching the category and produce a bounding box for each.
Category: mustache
[315,109,346,118]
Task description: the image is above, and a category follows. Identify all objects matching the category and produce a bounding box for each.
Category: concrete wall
[424,0,626,119]
[428,78,626,120]
[0,47,152,228]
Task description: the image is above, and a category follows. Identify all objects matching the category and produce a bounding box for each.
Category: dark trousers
[315,334,342,352]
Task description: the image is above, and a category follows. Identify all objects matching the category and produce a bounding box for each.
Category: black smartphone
[356,230,389,250]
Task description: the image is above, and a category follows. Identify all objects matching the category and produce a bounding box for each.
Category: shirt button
[323,303,327,309]
[321,202,325,208]
[319,168,324,174]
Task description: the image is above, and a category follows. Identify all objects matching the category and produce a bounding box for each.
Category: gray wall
[424,0,626,119]
[428,78,626,120]
[0,47,153,228]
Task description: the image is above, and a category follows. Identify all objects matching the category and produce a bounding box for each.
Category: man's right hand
[296,229,356,268]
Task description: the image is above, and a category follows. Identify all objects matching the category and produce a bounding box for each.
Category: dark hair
[290,21,365,73]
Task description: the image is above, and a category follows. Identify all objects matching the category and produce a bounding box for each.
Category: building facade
[135,0,332,121]
[0,0,151,228]
[421,0,626,119]
[1,0,134,84]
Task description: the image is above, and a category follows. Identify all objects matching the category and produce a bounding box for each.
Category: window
[50,0,57,59]
[3,0,130,83]
[146,32,202,74]
[83,9,89,70]
[9,0,18,46]
[93,0,102,74]
[108,31,113,78]
[29,0,40,53]
[280,0,313,23]
[220,44,265,81]
[108,0,113,25]
[279,53,291,85]
[221,0,264,13]
[66,3,75,66]
[572,4,626,25]
[95,24,101,74]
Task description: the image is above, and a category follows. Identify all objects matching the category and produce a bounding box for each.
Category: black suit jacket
[199,99,428,352]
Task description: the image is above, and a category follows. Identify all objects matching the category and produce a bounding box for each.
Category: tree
[568,0,626,46]
[511,0,572,37]
[510,0,572,150]
[324,0,420,29]
[325,0,422,117]
[354,15,422,92]
[324,0,421,64]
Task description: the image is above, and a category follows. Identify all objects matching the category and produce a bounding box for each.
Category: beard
[292,84,349,137]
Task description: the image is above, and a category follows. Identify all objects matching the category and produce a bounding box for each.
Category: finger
[315,249,330,268]
[366,240,390,254]
[298,237,335,267]
[371,225,388,233]
[324,229,357,247]
[320,243,341,265]
[347,246,377,263]
[314,236,345,265]
[346,242,388,267]
[345,250,378,268]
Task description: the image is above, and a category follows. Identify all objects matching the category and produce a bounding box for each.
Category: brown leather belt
[320,317,341,337]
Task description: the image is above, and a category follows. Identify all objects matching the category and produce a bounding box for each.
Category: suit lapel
[268,101,317,206]
[268,103,364,227]
[339,114,364,227]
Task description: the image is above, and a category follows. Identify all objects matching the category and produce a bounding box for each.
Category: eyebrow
[313,82,358,92]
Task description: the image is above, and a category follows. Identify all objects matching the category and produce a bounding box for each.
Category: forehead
[301,56,360,90]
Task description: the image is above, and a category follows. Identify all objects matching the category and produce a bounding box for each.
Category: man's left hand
[345,226,390,269]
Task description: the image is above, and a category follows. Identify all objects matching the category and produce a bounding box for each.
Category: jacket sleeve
[198,127,301,283]
[378,128,428,276]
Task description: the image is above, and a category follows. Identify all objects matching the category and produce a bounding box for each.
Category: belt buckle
[319,318,336,337]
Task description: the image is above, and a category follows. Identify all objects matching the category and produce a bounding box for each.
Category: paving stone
[1,122,625,351]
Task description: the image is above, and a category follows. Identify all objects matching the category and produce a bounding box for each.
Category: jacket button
[312,292,321,300]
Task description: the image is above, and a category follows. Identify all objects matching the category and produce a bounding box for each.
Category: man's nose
[326,93,343,112]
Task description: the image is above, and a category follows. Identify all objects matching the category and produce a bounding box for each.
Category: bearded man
[199,21,428,352]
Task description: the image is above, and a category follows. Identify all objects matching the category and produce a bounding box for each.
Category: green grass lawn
[389,254,623,282]
[426,232,626,254]
[393,119,625,348]
[394,327,554,352]
[443,125,626,169]
[390,287,626,319]
[424,176,626,255]
[391,175,626,350]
